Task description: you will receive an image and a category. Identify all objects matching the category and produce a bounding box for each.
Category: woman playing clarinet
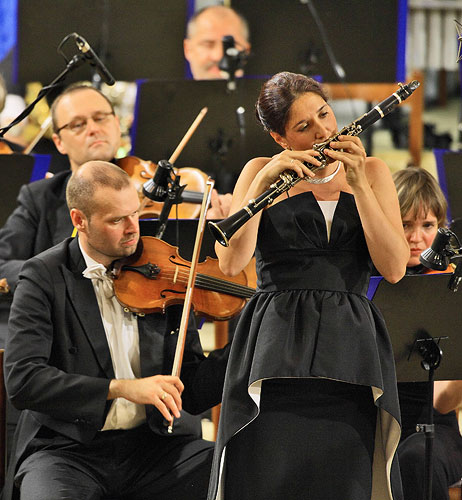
[208,72,409,500]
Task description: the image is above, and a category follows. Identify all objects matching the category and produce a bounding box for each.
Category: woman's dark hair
[255,72,328,136]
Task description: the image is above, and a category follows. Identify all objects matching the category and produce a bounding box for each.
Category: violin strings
[155,267,255,298]
[164,270,254,297]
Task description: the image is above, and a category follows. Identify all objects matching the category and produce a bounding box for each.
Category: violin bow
[138,106,208,213]
[23,115,52,155]
[167,176,214,433]
[168,107,208,165]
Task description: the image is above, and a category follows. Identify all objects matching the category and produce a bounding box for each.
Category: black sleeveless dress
[208,191,402,500]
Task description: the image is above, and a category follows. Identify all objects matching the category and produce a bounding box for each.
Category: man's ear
[270,131,289,150]
[70,208,87,233]
[183,39,192,63]
[52,132,67,155]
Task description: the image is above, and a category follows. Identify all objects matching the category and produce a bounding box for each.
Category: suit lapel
[63,238,115,379]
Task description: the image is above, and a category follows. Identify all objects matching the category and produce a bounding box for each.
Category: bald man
[4,161,229,500]
[184,5,251,80]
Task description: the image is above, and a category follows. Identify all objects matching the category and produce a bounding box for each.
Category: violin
[112,236,255,321]
[117,155,208,219]
[0,140,13,154]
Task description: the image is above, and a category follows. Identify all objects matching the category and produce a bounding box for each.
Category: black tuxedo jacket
[4,236,229,499]
[0,170,72,291]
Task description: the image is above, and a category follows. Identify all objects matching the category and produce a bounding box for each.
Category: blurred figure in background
[184,5,250,80]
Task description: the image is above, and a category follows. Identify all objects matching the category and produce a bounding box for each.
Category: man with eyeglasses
[51,85,121,173]
[0,84,230,301]
[0,85,121,300]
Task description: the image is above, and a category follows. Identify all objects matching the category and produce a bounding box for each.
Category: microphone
[448,261,462,292]
[142,160,173,202]
[219,36,240,73]
[74,34,115,85]
[236,106,246,136]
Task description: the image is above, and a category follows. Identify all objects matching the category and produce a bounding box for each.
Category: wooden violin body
[112,236,255,321]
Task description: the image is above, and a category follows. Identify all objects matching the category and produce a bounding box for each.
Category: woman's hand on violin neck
[108,375,184,421]
[325,135,367,189]
[256,150,318,191]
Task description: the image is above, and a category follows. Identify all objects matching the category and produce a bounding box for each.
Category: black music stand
[16,0,187,84]
[0,154,35,227]
[131,79,281,194]
[231,0,405,82]
[140,218,218,262]
[370,273,462,500]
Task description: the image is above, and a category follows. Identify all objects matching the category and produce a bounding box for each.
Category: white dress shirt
[80,239,146,430]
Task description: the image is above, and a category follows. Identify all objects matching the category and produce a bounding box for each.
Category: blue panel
[0,0,17,62]
[433,148,452,223]
[367,275,383,300]
[396,0,408,82]
[130,79,148,155]
[184,0,196,79]
[30,154,51,182]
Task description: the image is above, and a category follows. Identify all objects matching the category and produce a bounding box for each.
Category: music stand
[231,0,405,82]
[0,155,35,227]
[16,0,187,85]
[140,218,218,262]
[370,273,462,500]
[131,79,281,193]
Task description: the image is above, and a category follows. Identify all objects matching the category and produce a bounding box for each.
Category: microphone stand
[300,0,369,150]
[0,54,85,139]
[0,32,93,139]
[154,177,185,240]
[410,336,445,500]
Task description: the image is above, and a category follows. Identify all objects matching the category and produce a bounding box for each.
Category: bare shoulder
[234,157,271,189]
[241,157,271,176]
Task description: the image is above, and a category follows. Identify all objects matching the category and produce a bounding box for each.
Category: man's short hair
[66,160,131,219]
[186,5,249,42]
[51,84,115,133]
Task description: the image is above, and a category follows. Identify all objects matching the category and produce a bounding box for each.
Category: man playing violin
[3,160,229,500]
[0,84,230,298]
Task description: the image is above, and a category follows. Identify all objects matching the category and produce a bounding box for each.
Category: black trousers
[224,378,377,500]
[15,424,214,500]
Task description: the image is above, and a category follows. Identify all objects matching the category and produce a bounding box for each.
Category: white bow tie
[83,264,115,299]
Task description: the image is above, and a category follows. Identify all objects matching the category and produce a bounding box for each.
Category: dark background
[15,0,404,86]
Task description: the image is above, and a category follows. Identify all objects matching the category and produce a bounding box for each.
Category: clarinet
[209,80,420,247]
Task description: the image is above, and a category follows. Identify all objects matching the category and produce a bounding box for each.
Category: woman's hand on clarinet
[325,135,367,188]
[255,150,318,190]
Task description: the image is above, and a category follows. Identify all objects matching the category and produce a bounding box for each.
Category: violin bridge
[173,265,179,284]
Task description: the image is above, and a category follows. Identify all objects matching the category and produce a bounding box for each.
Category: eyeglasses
[56,111,115,135]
